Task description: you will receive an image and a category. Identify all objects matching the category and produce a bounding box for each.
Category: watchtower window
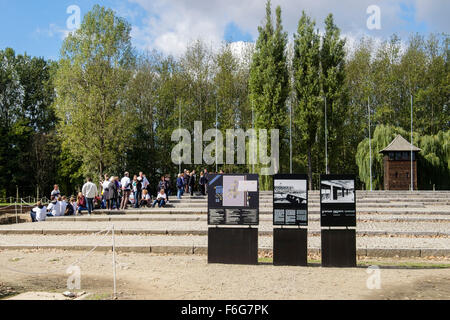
[389,152,394,160]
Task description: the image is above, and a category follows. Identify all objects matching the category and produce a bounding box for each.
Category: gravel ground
[0,234,449,249]
[0,250,449,300]
[0,220,449,234]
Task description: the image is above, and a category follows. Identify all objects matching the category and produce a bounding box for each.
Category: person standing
[102,174,110,210]
[184,170,190,194]
[158,176,166,193]
[108,177,118,210]
[164,174,171,203]
[132,175,142,208]
[176,173,184,199]
[51,185,60,198]
[199,171,206,195]
[120,172,131,210]
[82,177,98,215]
[203,169,209,195]
[189,170,196,196]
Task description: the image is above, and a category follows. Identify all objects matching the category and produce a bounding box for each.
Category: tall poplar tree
[320,14,347,174]
[249,0,289,182]
[293,11,321,189]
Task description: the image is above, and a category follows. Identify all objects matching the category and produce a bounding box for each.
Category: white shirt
[71,202,77,213]
[156,193,167,201]
[142,194,151,200]
[33,206,47,221]
[58,201,67,216]
[47,202,60,217]
[82,182,98,198]
[102,181,110,191]
[142,176,149,189]
[121,176,131,190]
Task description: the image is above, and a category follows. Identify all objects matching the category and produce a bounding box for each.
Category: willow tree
[249,0,289,186]
[356,124,450,190]
[292,11,321,189]
[54,5,135,179]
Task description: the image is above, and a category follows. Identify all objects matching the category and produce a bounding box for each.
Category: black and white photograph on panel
[273,174,308,226]
[274,179,307,205]
[321,179,355,203]
[320,175,356,227]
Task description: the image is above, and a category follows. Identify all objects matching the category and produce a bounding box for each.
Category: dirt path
[0,249,449,300]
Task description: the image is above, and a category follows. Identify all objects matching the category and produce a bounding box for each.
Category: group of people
[30,168,222,222]
[175,168,213,199]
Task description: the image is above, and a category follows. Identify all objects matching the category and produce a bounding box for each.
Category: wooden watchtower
[380,135,421,190]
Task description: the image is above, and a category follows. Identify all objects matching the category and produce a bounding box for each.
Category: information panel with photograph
[207,174,259,225]
[273,174,308,226]
[320,174,356,227]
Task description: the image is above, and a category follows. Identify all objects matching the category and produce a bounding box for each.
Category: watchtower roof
[380,135,421,153]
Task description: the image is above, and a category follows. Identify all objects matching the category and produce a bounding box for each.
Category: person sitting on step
[152,189,167,208]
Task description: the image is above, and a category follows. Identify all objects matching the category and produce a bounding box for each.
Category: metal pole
[216,100,218,173]
[112,225,117,299]
[368,97,373,191]
[179,101,181,174]
[289,98,292,174]
[15,186,19,224]
[324,96,328,174]
[251,100,255,174]
[411,95,413,191]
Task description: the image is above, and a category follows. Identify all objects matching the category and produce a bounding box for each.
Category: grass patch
[258,257,450,269]
[82,292,113,300]
[358,260,450,269]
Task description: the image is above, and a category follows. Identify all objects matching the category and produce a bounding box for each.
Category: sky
[0,0,448,60]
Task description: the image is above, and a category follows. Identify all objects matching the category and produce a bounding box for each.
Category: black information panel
[320,174,356,227]
[321,229,356,267]
[207,174,259,225]
[208,227,258,265]
[273,174,308,226]
[273,228,308,266]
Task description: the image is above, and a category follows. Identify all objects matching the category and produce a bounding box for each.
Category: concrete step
[0,228,447,238]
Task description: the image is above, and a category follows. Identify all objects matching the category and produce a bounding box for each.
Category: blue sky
[0,0,448,60]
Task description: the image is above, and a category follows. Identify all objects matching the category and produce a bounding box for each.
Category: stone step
[44,214,450,223]
[0,236,448,258]
[92,209,450,216]
[0,228,447,238]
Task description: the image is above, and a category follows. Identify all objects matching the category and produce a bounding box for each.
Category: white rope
[0,228,112,276]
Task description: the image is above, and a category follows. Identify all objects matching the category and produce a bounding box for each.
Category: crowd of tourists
[30,168,219,222]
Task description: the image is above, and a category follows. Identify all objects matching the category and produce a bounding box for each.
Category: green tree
[320,14,348,175]
[249,1,289,186]
[292,11,321,189]
[54,5,136,180]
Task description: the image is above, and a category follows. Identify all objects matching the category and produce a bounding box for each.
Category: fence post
[112,225,117,299]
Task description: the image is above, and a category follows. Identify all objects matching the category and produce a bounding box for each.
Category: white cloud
[126,0,449,56]
[35,24,73,40]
